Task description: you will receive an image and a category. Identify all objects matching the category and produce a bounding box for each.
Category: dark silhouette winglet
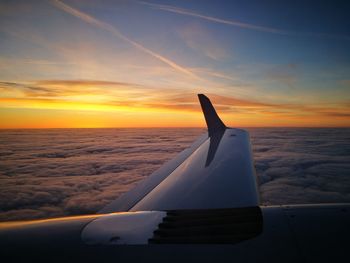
[198,94,227,136]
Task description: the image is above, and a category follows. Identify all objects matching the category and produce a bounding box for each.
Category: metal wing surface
[100,94,259,213]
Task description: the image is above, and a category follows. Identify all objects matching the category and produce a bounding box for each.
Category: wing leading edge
[100,94,259,213]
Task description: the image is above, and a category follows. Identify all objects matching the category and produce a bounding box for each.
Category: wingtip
[197,94,226,136]
[197,93,206,100]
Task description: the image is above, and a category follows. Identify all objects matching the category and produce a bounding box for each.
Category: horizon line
[0,126,349,130]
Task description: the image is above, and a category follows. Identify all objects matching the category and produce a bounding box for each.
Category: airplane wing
[100,94,259,213]
[1,94,349,263]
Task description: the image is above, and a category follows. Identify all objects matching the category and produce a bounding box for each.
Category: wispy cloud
[140,1,288,34]
[178,23,229,60]
[1,79,349,124]
[265,63,298,89]
[0,26,72,58]
[140,1,350,40]
[0,80,266,109]
[191,67,238,82]
[340,79,350,86]
[52,0,200,80]
[36,79,138,88]
[12,59,75,66]
[0,80,150,99]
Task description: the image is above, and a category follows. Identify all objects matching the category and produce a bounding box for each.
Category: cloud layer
[0,128,349,221]
[251,128,350,204]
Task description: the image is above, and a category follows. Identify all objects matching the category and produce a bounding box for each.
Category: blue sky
[0,0,349,127]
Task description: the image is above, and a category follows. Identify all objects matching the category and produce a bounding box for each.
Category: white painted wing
[100,94,259,213]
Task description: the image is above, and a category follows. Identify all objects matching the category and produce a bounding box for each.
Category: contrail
[140,1,350,40]
[52,0,200,79]
[139,1,288,34]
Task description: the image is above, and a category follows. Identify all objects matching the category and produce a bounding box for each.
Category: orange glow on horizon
[0,82,349,128]
[0,106,349,129]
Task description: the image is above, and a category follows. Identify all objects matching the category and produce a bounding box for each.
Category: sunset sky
[0,0,349,128]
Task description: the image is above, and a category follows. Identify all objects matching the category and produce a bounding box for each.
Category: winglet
[198,94,226,136]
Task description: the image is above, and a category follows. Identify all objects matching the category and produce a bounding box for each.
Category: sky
[0,0,349,128]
